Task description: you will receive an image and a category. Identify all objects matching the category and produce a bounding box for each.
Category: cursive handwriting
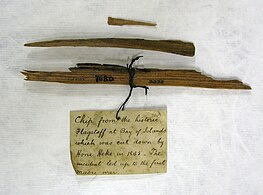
[71,110,167,175]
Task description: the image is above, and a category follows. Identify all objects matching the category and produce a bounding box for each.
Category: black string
[116,56,149,120]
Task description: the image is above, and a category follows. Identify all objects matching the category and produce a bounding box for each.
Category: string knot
[116,56,149,120]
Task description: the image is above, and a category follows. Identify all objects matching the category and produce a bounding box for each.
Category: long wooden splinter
[24,38,195,57]
[21,63,251,90]
[108,17,156,26]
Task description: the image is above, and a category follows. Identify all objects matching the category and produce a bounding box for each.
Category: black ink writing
[71,110,167,175]
[75,114,93,127]
[148,79,164,84]
[95,75,114,82]
[135,114,159,123]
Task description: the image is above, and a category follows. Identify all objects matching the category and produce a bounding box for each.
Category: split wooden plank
[21,64,251,90]
[24,38,195,57]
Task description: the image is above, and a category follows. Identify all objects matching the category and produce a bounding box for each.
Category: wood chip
[108,17,156,26]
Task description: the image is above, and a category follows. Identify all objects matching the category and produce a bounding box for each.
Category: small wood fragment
[21,64,251,90]
[24,38,195,57]
[108,17,156,26]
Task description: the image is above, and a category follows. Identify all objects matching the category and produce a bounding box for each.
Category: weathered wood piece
[21,64,251,90]
[108,17,156,26]
[24,38,195,57]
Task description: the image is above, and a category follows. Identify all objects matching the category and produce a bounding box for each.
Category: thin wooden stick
[24,38,195,57]
[21,64,251,90]
[108,17,156,26]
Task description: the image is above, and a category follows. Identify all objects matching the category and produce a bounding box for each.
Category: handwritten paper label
[70,110,167,175]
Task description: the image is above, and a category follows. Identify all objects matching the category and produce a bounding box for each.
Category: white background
[0,0,263,194]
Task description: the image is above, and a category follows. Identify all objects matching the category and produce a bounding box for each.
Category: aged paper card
[70,109,167,175]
